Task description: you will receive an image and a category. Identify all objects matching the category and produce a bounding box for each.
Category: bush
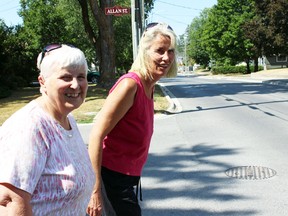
[14,76,29,88]
[0,85,11,98]
[0,75,29,99]
[253,66,264,71]
[211,65,264,75]
[0,75,29,90]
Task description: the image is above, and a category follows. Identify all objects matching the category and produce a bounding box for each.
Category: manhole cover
[225,166,276,180]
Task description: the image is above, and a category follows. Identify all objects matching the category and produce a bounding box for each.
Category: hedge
[0,85,11,99]
[212,66,264,74]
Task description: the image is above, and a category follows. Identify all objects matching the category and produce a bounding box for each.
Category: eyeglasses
[39,44,75,65]
[145,22,173,32]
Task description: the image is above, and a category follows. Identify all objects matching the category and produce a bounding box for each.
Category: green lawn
[0,84,169,125]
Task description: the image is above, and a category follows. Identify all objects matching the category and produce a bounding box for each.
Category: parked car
[87,70,100,84]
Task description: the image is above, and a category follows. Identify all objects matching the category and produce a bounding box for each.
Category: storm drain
[225,166,276,180]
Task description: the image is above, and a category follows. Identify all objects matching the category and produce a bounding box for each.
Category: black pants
[101,166,141,216]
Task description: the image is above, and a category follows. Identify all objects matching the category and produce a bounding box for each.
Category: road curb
[189,73,288,88]
[263,79,288,88]
[157,83,182,114]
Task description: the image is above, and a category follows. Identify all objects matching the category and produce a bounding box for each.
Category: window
[276,55,288,62]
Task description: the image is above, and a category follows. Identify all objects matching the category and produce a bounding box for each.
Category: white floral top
[0,100,95,215]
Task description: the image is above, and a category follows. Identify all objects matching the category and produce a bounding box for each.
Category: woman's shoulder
[110,73,139,93]
[1,100,50,131]
[3,100,37,122]
[0,100,47,139]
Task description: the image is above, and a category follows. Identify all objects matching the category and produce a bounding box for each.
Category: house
[264,55,288,69]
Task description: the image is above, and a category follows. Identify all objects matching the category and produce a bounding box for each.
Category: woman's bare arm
[87,78,137,216]
[0,183,32,216]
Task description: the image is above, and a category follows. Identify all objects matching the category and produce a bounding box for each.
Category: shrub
[212,65,264,75]
[212,66,246,74]
[0,85,11,98]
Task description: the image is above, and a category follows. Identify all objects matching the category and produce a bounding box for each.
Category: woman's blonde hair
[129,22,178,80]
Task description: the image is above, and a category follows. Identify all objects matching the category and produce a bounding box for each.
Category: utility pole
[184,35,187,72]
[131,0,144,60]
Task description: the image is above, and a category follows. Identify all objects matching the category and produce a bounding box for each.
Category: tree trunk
[89,0,116,87]
[253,56,259,72]
[78,0,116,87]
[245,59,251,74]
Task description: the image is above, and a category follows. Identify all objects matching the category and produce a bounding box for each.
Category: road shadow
[141,143,258,216]
[158,76,288,121]
[140,76,287,215]
[159,76,288,99]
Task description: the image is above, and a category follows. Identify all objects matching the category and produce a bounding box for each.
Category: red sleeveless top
[102,72,154,176]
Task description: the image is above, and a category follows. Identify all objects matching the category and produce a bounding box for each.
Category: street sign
[105,6,131,16]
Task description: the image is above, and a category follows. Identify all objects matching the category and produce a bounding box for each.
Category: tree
[2,0,155,89]
[201,0,256,73]
[77,0,155,86]
[19,0,69,49]
[0,21,9,76]
[0,20,34,91]
[244,0,288,57]
[0,20,11,91]
[114,14,133,73]
[77,0,115,87]
[187,8,211,67]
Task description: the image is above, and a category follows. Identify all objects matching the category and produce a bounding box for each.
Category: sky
[147,0,217,36]
[0,0,217,36]
[0,0,22,26]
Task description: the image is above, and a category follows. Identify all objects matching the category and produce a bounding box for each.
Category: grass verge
[0,84,169,126]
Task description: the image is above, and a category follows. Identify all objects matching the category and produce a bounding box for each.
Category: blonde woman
[87,23,177,216]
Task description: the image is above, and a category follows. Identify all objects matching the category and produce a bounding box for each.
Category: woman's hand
[86,190,102,216]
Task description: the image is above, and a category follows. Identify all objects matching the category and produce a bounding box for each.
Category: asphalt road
[140,75,288,216]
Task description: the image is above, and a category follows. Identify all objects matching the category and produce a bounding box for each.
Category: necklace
[57,122,73,138]
[63,127,73,138]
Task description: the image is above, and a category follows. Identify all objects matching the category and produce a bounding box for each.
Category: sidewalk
[250,68,288,87]
[192,68,288,87]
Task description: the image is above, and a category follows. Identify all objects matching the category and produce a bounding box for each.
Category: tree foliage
[19,0,95,63]
[187,9,210,67]
[2,0,157,92]
[2,0,152,89]
[243,0,288,56]
[202,0,255,72]
[76,0,115,86]
[187,0,288,73]
[3,0,287,89]
[77,0,155,86]
[0,20,33,91]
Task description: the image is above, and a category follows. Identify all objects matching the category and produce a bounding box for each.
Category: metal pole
[139,0,145,35]
[184,36,187,72]
[131,0,144,60]
[131,0,138,60]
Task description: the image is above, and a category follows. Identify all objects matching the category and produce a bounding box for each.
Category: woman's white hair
[37,44,88,94]
[37,44,88,79]
[129,22,178,80]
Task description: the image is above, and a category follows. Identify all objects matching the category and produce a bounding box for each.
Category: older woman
[0,44,95,215]
[87,22,177,216]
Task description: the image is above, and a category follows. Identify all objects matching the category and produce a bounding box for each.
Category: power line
[157,0,202,11]
[154,13,189,26]
[0,0,15,7]
[0,5,20,13]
